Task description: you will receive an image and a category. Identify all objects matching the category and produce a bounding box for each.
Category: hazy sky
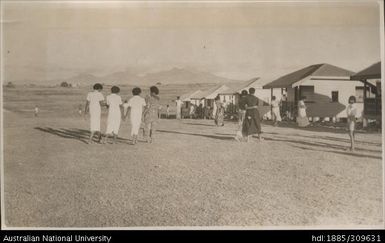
[2,1,382,82]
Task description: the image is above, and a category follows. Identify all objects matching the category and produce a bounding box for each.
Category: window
[331,91,339,102]
[355,87,364,103]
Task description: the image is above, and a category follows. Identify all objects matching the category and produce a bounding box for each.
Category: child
[124,87,146,145]
[143,86,161,143]
[346,96,357,151]
[104,86,123,144]
[85,83,104,144]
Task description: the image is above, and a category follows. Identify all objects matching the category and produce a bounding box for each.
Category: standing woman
[214,95,225,126]
[242,88,263,142]
[296,96,310,127]
[235,90,248,141]
[143,86,161,143]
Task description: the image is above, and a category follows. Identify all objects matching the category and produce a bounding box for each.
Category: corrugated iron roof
[351,62,381,80]
[263,63,355,89]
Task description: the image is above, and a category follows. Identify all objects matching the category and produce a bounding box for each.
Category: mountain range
[54,67,241,86]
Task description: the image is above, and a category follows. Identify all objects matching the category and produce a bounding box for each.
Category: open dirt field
[2,86,383,228]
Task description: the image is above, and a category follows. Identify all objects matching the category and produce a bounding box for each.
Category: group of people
[85,83,160,144]
[234,88,263,142]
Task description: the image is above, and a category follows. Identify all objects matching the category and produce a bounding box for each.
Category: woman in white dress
[124,87,146,145]
[346,96,357,151]
[296,96,310,127]
[104,86,123,144]
[85,83,105,144]
[271,96,281,126]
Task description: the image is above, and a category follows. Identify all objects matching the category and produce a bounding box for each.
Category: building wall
[289,78,365,118]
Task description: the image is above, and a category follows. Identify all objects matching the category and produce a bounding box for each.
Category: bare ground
[3,110,383,228]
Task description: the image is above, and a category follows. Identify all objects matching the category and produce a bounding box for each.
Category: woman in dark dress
[242,88,263,142]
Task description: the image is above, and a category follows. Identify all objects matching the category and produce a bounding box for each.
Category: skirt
[242,108,262,136]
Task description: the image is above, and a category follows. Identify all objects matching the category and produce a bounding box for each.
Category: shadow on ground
[34,127,131,144]
[157,129,234,141]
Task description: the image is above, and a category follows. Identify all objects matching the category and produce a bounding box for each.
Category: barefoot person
[346,96,357,151]
[85,83,105,144]
[235,90,247,142]
[271,96,281,126]
[124,87,146,145]
[214,95,225,126]
[104,86,123,144]
[242,88,263,142]
[143,86,161,143]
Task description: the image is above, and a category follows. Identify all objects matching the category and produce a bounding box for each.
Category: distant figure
[85,83,105,144]
[124,87,146,145]
[242,88,263,142]
[34,105,39,117]
[166,105,170,119]
[189,104,195,119]
[296,96,310,127]
[214,95,224,126]
[78,104,83,116]
[346,96,357,151]
[158,105,162,119]
[175,96,183,120]
[104,86,123,144]
[235,90,248,142]
[143,86,161,143]
[271,96,281,126]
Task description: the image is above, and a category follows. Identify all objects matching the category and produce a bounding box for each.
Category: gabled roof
[219,77,264,94]
[190,90,206,100]
[200,84,229,99]
[263,63,355,89]
[351,62,381,80]
[180,90,202,101]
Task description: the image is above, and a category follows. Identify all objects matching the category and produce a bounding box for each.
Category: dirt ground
[2,86,384,228]
[3,107,383,228]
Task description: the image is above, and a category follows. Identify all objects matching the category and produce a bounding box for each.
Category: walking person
[85,83,105,144]
[103,86,123,144]
[175,96,183,120]
[346,96,358,151]
[242,88,263,142]
[235,90,248,142]
[214,95,225,126]
[143,86,161,143]
[271,96,282,126]
[123,87,146,145]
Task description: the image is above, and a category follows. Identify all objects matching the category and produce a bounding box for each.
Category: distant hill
[49,67,242,86]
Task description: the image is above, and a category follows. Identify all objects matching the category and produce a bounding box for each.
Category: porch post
[271,88,273,120]
[363,80,368,128]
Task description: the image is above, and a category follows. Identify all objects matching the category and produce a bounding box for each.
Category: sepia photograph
[1,0,384,229]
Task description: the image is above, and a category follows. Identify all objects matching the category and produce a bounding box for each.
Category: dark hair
[241,90,248,95]
[150,86,159,95]
[348,96,356,103]
[93,83,103,90]
[272,96,276,100]
[249,87,255,94]
[111,86,120,94]
[300,96,306,100]
[177,96,180,99]
[132,87,141,95]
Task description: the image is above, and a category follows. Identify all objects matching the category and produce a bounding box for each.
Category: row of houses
[180,62,382,121]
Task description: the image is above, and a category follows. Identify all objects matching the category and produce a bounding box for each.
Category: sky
[1,0,382,83]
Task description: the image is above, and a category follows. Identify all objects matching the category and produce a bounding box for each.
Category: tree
[60,81,69,87]
[5,82,15,88]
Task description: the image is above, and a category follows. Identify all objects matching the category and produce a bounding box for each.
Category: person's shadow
[34,127,130,144]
